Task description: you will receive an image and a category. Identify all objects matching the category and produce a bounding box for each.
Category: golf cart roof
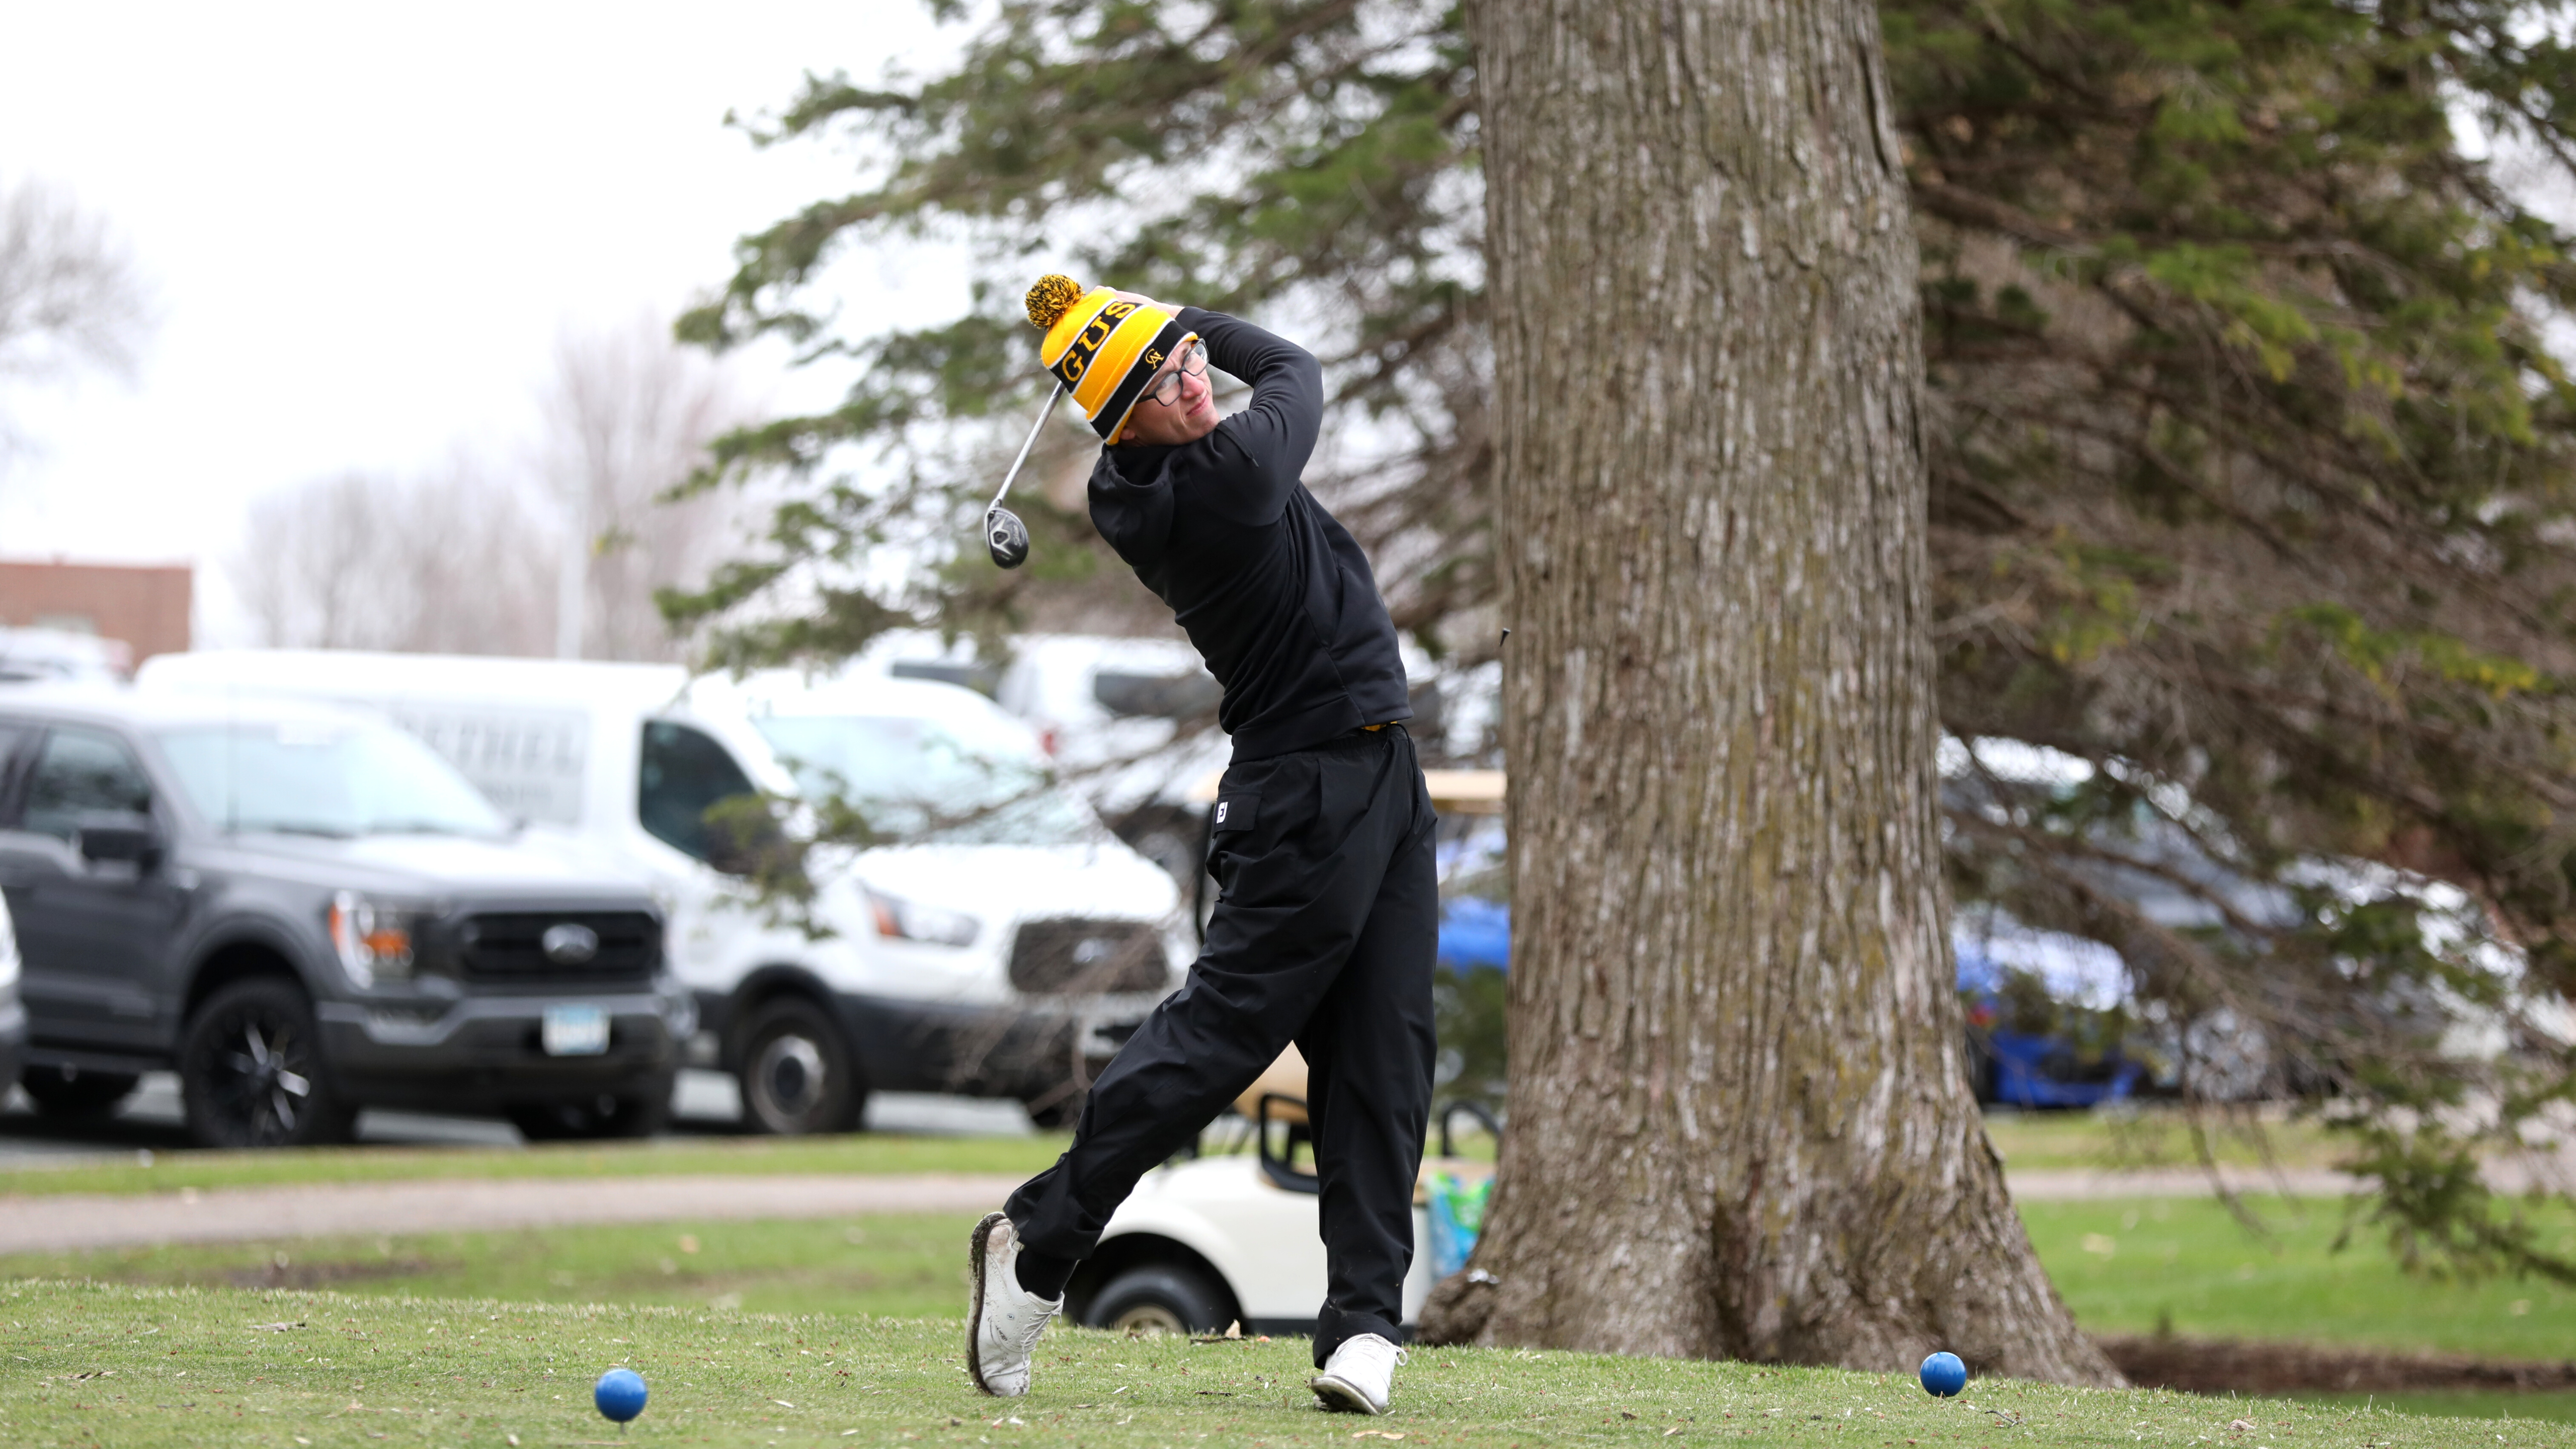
[1187,767,1504,814]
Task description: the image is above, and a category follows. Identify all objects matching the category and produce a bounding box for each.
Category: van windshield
[157,721,510,839]
[751,714,1097,846]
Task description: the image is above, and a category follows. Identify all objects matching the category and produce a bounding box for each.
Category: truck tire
[736,997,864,1135]
[1082,1263,1232,1336]
[178,978,357,1148]
[19,1064,140,1118]
[508,1078,674,1141]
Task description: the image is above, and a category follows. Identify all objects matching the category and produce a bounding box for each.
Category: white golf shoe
[1310,1332,1406,1414]
[965,1212,1061,1397]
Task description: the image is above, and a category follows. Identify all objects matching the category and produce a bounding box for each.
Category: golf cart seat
[1232,1044,1498,1205]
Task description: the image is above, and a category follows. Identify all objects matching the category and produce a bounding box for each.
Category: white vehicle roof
[697,668,1045,755]
[137,650,1053,806]
[0,627,132,683]
[146,650,1040,733]
[0,679,396,734]
[139,649,695,711]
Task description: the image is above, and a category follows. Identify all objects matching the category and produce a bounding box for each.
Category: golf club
[983,381,1066,569]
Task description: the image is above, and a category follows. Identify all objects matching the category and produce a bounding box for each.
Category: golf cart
[1068,1048,1499,1336]
[1067,768,1508,1337]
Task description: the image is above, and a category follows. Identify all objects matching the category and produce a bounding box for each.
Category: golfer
[967,276,1437,1416]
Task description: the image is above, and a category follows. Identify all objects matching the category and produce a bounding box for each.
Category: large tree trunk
[1428,0,2119,1385]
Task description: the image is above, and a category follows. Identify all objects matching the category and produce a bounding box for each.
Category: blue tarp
[1981,1029,2144,1108]
[1435,896,2140,1105]
[1438,897,1510,971]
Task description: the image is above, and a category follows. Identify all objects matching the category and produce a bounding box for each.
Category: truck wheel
[19,1064,140,1118]
[737,998,864,1135]
[509,1083,672,1142]
[178,978,356,1148]
[1082,1264,1232,1336]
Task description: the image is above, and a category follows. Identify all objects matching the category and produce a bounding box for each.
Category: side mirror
[76,814,162,868]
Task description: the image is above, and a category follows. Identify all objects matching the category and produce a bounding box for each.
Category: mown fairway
[0,1215,980,1319]
[1978,1110,2344,1172]
[6,1112,2570,1431]
[6,1194,2567,1365]
[8,1279,2567,1449]
[2024,1195,2576,1362]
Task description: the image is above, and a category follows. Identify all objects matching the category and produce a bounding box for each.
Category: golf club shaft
[989,382,1068,514]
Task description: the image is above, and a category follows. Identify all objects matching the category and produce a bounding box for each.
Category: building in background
[0,557,192,668]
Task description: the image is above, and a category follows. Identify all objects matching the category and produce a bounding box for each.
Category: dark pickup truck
[0,686,694,1146]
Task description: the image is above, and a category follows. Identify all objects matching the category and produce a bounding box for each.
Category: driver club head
[986,506,1031,570]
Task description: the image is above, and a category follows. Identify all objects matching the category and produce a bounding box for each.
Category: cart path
[0,1172,1025,1255]
[2,1161,2562,1253]
[2005,1166,2361,1200]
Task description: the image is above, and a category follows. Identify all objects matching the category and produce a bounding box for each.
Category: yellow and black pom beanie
[1024,274,1195,443]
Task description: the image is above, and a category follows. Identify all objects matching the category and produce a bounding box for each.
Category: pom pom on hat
[1027,275,1192,442]
[1026,274,1085,330]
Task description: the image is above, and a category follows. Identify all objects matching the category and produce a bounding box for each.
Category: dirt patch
[2102,1334,2576,1394]
[221,1257,439,1291]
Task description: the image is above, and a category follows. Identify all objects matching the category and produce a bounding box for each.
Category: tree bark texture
[1436,0,2119,1385]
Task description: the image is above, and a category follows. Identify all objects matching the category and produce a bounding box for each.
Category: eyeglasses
[1146,341,1210,407]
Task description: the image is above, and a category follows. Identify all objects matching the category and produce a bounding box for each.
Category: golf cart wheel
[19,1064,140,1118]
[1083,1264,1232,1337]
[178,978,355,1149]
[736,997,864,1136]
[508,1079,673,1142]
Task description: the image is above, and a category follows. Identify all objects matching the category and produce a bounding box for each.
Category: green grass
[0,1215,980,1320]
[8,1197,2576,1424]
[2299,1391,2576,1425]
[0,1131,1067,1197]
[13,1196,2569,1366]
[6,1279,2565,1449]
[0,1104,2325,1197]
[1981,1108,2343,1172]
[2025,1195,2576,1361]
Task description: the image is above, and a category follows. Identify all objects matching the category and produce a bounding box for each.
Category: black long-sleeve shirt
[1087,308,1411,761]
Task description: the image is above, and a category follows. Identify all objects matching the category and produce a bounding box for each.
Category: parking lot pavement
[0,1070,1033,1166]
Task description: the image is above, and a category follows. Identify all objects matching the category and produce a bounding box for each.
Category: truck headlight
[328,891,425,987]
[865,888,980,948]
[0,891,19,993]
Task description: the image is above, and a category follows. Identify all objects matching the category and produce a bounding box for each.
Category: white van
[861,632,1229,885]
[135,650,1189,1134]
[865,632,1467,889]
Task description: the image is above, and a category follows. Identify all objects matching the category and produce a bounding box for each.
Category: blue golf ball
[594,1366,648,1423]
[1919,1350,1967,1398]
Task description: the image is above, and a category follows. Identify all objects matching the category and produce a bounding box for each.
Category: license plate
[542,1004,609,1056]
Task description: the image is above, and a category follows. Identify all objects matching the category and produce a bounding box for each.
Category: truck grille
[457,911,660,984]
[1008,918,1167,995]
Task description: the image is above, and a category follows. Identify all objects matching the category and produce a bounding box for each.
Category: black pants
[1006,725,1439,1366]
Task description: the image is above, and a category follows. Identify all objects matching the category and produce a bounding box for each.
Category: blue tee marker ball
[1919,1351,1967,1398]
[594,1366,649,1423]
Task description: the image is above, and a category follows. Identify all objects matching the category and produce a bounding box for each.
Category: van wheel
[1082,1264,1232,1336]
[508,1080,673,1141]
[19,1065,140,1118]
[736,998,864,1135]
[178,978,356,1148]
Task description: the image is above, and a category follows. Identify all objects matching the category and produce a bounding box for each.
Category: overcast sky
[0,2,963,643]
